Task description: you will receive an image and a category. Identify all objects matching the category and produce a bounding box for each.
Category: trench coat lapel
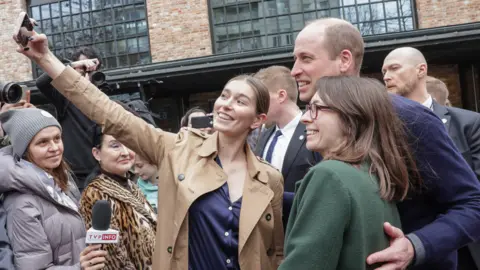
[238,145,274,255]
[172,132,227,246]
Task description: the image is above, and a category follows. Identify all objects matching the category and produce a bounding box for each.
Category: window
[29,0,152,77]
[210,0,415,53]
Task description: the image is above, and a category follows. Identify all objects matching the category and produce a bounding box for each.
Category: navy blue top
[188,158,242,270]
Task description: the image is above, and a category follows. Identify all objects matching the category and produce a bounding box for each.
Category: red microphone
[85,200,119,244]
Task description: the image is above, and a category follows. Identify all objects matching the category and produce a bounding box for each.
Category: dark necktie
[265,130,282,163]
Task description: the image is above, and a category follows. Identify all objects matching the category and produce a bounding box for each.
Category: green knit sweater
[280,160,402,270]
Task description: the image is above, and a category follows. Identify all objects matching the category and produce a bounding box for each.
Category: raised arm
[18,33,173,165]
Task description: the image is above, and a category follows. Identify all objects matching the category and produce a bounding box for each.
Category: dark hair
[315,76,421,201]
[72,47,102,70]
[180,107,207,127]
[86,100,139,185]
[226,75,270,115]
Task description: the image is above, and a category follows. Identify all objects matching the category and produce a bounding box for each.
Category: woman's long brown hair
[26,152,71,192]
[316,76,421,201]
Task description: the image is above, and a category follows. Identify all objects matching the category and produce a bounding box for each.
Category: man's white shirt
[262,112,303,171]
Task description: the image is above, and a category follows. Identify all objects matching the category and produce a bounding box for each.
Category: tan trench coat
[52,67,285,269]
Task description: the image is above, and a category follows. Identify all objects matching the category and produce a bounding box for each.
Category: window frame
[208,0,417,54]
[28,0,152,78]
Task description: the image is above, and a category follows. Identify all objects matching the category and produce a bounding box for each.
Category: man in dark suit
[254,65,320,192]
[383,47,480,269]
[286,19,480,270]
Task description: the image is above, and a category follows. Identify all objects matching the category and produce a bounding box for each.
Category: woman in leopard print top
[80,128,157,270]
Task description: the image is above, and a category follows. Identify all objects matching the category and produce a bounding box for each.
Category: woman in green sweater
[280,76,420,270]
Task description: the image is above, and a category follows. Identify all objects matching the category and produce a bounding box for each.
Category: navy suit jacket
[432,101,480,269]
[392,95,480,270]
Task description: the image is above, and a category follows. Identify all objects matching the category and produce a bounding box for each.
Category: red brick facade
[146,0,212,62]
[416,0,480,28]
[0,0,33,83]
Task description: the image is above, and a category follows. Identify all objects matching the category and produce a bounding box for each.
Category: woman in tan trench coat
[16,29,284,270]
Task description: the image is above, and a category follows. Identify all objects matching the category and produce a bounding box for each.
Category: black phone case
[191,116,213,129]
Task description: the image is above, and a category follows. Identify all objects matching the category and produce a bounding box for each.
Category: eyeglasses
[305,103,333,120]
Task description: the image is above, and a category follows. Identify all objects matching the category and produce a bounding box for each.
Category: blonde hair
[254,65,298,102]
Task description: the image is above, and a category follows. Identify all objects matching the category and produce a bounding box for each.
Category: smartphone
[191,115,213,129]
[13,12,34,48]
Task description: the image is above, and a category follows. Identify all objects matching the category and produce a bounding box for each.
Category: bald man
[383,50,480,270]
[383,47,429,104]
[281,19,480,270]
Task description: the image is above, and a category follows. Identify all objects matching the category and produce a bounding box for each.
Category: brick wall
[428,64,463,107]
[146,0,212,62]
[188,90,221,113]
[0,0,32,83]
[416,0,480,28]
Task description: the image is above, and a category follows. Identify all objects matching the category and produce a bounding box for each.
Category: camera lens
[0,82,23,104]
[90,71,106,86]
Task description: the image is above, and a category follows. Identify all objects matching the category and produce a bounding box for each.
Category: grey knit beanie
[0,108,61,158]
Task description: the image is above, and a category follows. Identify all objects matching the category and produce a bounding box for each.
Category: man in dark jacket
[36,47,101,192]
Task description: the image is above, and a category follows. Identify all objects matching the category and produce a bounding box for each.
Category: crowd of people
[0,14,479,270]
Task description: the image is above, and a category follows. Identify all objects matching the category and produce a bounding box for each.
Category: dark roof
[22,21,480,91]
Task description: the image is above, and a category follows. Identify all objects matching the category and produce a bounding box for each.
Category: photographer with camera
[36,47,104,192]
[0,89,35,148]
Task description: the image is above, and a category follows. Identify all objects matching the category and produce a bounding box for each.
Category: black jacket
[36,74,98,190]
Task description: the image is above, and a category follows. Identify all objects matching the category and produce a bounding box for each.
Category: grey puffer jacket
[0,146,86,270]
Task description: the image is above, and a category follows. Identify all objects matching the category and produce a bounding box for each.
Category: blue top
[137,178,158,212]
[188,158,242,270]
[390,94,480,269]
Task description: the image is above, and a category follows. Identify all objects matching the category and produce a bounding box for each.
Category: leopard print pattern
[80,174,157,270]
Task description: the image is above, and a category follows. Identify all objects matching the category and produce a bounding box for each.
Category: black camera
[0,82,24,104]
[89,71,106,86]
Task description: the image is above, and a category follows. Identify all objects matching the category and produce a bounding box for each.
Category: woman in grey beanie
[0,108,106,270]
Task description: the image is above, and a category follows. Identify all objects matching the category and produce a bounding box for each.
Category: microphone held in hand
[85,200,119,244]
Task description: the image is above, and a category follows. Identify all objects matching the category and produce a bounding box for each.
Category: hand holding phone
[13,12,35,50]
